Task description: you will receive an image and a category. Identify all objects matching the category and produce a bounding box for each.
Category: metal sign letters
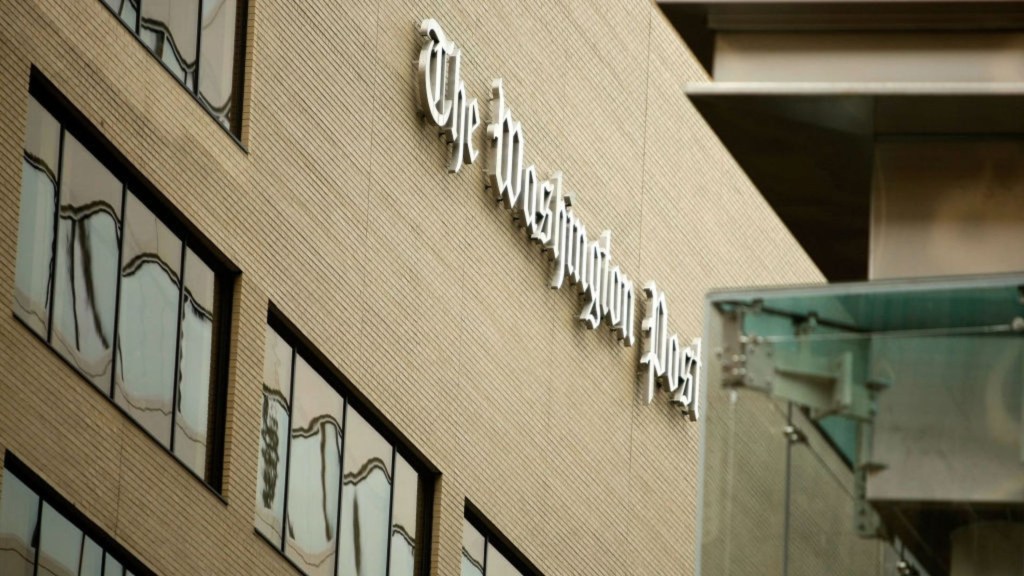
[415,19,701,420]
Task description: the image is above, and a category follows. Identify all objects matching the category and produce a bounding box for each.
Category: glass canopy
[700,273,1024,576]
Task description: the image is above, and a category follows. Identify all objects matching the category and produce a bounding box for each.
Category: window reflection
[38,503,84,576]
[114,193,182,446]
[14,97,61,336]
[0,469,39,576]
[285,357,345,576]
[337,407,393,576]
[50,134,122,394]
[0,467,147,576]
[461,520,532,576]
[256,326,293,544]
[102,0,139,31]
[140,0,200,90]
[103,0,244,134]
[13,90,230,488]
[103,556,124,576]
[388,454,419,576]
[175,248,217,476]
[80,538,104,576]
[485,550,523,576]
[460,521,486,576]
[198,0,238,129]
[254,324,428,575]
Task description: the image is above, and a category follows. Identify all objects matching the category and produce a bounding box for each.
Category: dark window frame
[464,502,545,576]
[1,451,156,576]
[97,0,250,147]
[14,68,238,496]
[254,308,438,576]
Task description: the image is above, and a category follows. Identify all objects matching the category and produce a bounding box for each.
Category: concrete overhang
[658,1,1024,76]
[657,2,1024,281]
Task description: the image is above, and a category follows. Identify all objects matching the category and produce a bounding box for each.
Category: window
[100,0,246,135]
[461,513,540,576]
[12,79,233,488]
[0,455,153,576]
[255,322,430,576]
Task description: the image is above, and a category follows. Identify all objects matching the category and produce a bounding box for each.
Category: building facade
[0,0,826,574]
[660,2,1024,575]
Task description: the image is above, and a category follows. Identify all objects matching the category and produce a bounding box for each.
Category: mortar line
[626,6,655,573]
[355,1,385,342]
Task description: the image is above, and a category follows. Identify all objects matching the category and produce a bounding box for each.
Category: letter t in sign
[416,19,480,173]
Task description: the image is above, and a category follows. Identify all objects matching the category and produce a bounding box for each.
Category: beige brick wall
[0,0,822,574]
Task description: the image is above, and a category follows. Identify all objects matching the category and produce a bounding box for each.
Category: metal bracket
[783,425,807,445]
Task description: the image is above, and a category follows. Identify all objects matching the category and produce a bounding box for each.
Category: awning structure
[703,273,1024,574]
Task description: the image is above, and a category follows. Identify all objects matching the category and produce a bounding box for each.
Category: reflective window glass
[103,555,124,576]
[114,193,182,447]
[38,503,83,576]
[461,519,535,576]
[24,95,62,174]
[0,466,149,576]
[50,133,122,394]
[16,87,232,491]
[0,469,40,576]
[174,248,217,476]
[337,406,393,576]
[198,0,238,129]
[140,0,200,89]
[102,0,138,30]
[460,521,486,576]
[80,537,104,576]
[14,97,61,336]
[255,322,431,574]
[285,357,345,576]
[388,453,419,576]
[108,0,245,135]
[255,325,292,544]
[485,549,522,576]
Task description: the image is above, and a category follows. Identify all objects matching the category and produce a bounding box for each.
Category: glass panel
[139,0,200,89]
[459,522,485,576]
[337,407,393,576]
[37,504,82,576]
[102,0,138,30]
[704,274,1024,575]
[485,547,523,576]
[51,133,122,394]
[285,357,345,576]
[198,0,238,129]
[174,248,217,477]
[114,193,182,447]
[255,325,293,544]
[387,454,419,576]
[713,275,1024,502]
[698,392,787,574]
[121,0,139,31]
[24,97,62,174]
[720,276,1024,336]
[787,432,882,576]
[15,97,61,335]
[870,335,1022,502]
[79,537,103,576]
[103,554,123,576]
[0,470,40,576]
[816,415,856,465]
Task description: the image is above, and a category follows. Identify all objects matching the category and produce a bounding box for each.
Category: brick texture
[0,1,823,574]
